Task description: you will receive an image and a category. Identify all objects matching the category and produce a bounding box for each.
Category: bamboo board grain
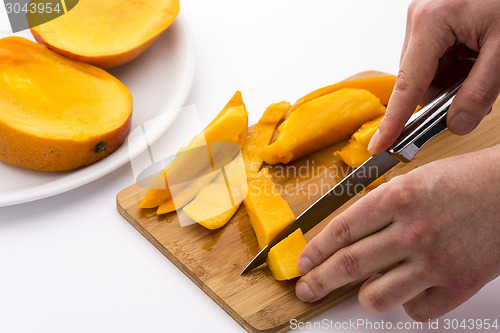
[117,71,500,333]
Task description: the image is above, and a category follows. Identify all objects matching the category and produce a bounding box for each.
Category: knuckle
[306,272,328,296]
[336,248,362,279]
[306,240,327,264]
[359,285,388,313]
[402,223,435,252]
[394,67,413,93]
[382,177,416,213]
[462,86,495,110]
[394,67,427,97]
[329,216,352,247]
[444,274,481,296]
[411,0,449,25]
[422,251,449,271]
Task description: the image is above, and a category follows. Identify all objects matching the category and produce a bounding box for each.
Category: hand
[295,145,500,321]
[368,0,500,155]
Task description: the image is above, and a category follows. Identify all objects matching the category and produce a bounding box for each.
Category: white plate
[0,14,196,207]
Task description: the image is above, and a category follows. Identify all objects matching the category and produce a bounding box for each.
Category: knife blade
[241,151,399,274]
[241,57,475,275]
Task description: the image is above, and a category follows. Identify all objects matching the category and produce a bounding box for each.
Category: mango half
[30,0,180,68]
[0,37,133,171]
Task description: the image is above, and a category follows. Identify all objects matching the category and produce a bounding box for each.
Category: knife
[241,57,476,275]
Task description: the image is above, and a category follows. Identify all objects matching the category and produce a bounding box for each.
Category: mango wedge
[154,106,248,214]
[267,228,307,281]
[261,88,386,165]
[334,116,383,168]
[184,101,290,229]
[182,154,247,229]
[244,168,295,249]
[290,75,396,112]
[242,101,292,171]
[334,116,386,189]
[139,92,248,211]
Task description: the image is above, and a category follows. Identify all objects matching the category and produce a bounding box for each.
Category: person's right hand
[368,0,500,155]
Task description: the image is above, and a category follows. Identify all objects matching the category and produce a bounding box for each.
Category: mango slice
[244,168,296,249]
[183,155,247,229]
[334,116,383,168]
[242,101,292,171]
[30,0,180,68]
[290,75,396,112]
[261,88,386,165]
[139,92,248,212]
[0,37,132,171]
[183,101,290,229]
[153,106,248,214]
[157,170,221,215]
[267,228,307,281]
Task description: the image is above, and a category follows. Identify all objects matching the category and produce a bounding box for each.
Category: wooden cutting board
[116,71,500,333]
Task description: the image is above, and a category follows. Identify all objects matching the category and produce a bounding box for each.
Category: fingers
[297,186,394,275]
[447,41,500,135]
[403,286,478,321]
[368,4,456,154]
[296,225,408,302]
[358,262,434,314]
[368,47,441,154]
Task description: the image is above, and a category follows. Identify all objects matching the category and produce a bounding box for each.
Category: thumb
[447,42,500,135]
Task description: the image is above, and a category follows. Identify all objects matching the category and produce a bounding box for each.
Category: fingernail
[297,256,314,275]
[449,112,478,135]
[367,129,380,155]
[296,281,314,302]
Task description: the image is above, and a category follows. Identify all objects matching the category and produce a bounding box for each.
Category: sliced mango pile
[183,100,290,229]
[138,76,397,281]
[138,92,248,214]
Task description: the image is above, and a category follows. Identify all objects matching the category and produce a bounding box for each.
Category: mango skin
[0,37,132,171]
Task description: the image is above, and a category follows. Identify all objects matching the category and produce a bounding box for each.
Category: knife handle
[388,59,475,162]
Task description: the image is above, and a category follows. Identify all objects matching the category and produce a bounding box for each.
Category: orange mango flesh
[244,168,296,249]
[157,170,221,215]
[153,105,248,214]
[261,88,386,165]
[31,0,180,68]
[0,37,132,171]
[183,154,246,229]
[138,92,248,210]
[334,116,383,168]
[290,75,396,112]
[184,101,290,229]
[267,228,307,281]
[334,116,386,189]
[242,101,292,171]
[335,140,373,168]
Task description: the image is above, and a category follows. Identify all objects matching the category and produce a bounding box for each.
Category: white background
[1,1,499,332]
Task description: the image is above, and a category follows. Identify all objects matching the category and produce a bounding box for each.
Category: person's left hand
[295,145,500,321]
